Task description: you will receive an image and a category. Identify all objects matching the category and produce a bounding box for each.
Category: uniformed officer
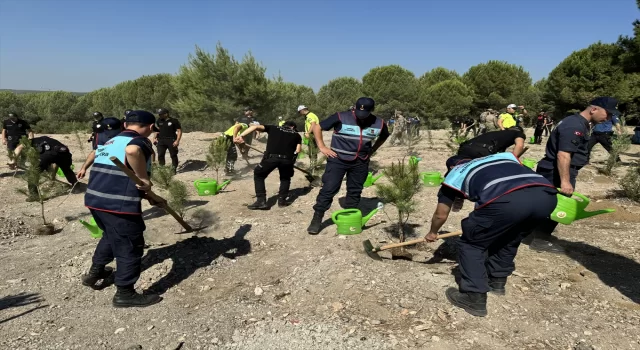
[82,110,162,308]
[479,109,499,134]
[299,105,320,163]
[528,97,617,253]
[498,104,527,130]
[76,117,123,180]
[152,108,182,173]
[457,127,527,159]
[123,109,132,124]
[88,112,105,149]
[306,97,390,234]
[222,118,250,175]
[425,153,557,317]
[234,121,302,210]
[240,107,256,146]
[587,111,622,159]
[27,136,78,199]
[3,112,34,169]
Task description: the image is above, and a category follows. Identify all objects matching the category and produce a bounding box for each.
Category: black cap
[283,121,298,131]
[124,109,133,116]
[93,111,103,118]
[446,155,471,169]
[8,112,18,118]
[354,97,375,119]
[244,106,253,112]
[102,117,123,138]
[156,108,169,115]
[590,97,619,115]
[125,110,156,125]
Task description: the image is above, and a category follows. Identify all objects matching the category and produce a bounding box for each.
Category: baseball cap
[590,97,619,115]
[125,110,156,125]
[124,109,132,116]
[8,112,18,118]
[297,105,308,112]
[354,97,375,119]
[156,108,169,115]
[507,104,517,109]
[102,117,123,139]
[93,111,103,118]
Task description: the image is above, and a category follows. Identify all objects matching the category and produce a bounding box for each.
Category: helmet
[156,108,169,115]
[92,112,103,119]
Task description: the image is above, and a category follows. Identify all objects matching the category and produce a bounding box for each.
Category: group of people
[0,95,625,316]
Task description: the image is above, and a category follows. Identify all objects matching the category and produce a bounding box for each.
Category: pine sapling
[375,160,422,242]
[151,164,189,218]
[619,164,640,202]
[206,137,231,183]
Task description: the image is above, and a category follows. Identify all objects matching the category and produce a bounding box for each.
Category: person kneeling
[424,152,558,317]
[235,121,302,210]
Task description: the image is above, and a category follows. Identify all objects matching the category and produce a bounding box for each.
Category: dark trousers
[7,140,20,152]
[29,152,77,195]
[90,209,146,287]
[457,143,492,159]
[254,157,294,200]
[225,135,237,172]
[457,187,558,293]
[587,132,613,154]
[313,157,369,213]
[529,164,578,240]
[534,126,544,144]
[156,138,179,169]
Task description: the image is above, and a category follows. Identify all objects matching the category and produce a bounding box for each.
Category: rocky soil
[0,129,639,350]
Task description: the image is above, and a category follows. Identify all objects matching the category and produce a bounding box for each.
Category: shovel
[363,231,463,261]
[244,145,321,186]
[109,157,207,234]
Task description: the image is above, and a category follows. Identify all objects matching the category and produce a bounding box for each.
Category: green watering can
[550,190,615,225]
[363,172,384,188]
[194,179,231,196]
[297,151,307,159]
[57,164,75,177]
[409,156,422,166]
[332,203,384,235]
[529,136,536,144]
[420,172,444,187]
[79,217,103,239]
[522,158,537,169]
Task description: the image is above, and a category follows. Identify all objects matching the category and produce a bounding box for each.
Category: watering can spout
[372,173,383,183]
[580,209,616,220]
[217,179,231,192]
[362,202,384,226]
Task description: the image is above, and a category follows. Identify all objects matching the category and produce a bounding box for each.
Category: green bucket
[79,217,103,239]
[522,158,537,169]
[529,136,535,144]
[420,172,443,187]
[550,190,615,225]
[194,179,230,196]
[57,164,75,177]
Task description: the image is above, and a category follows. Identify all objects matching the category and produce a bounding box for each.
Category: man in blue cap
[82,110,162,308]
[424,153,557,317]
[306,97,390,234]
[527,97,617,254]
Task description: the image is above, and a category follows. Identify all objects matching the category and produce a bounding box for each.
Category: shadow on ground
[141,224,252,295]
[143,200,209,220]
[178,159,208,173]
[266,186,312,208]
[0,292,47,325]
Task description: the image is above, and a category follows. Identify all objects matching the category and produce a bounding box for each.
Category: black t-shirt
[3,118,31,140]
[465,129,526,153]
[264,125,302,158]
[153,117,181,139]
[32,136,68,155]
[540,114,590,168]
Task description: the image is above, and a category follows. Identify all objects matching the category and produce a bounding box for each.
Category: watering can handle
[555,188,590,204]
[331,211,340,224]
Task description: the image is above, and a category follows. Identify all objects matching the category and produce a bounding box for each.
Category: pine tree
[206,137,231,183]
[151,164,189,218]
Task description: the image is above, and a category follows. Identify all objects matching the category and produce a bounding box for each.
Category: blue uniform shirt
[538,114,590,169]
[592,114,618,133]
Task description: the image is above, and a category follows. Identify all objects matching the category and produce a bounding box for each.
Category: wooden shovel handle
[109,156,193,232]
[377,231,463,251]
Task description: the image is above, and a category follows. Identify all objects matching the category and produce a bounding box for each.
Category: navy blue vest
[330,111,383,161]
[85,132,152,214]
[443,152,555,208]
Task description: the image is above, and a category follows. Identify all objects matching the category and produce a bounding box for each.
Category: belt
[267,154,293,160]
[541,158,583,171]
[592,131,613,135]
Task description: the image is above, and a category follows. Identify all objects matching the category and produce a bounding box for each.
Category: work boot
[277,197,292,208]
[248,198,269,210]
[529,237,566,254]
[81,264,113,289]
[445,287,487,317]
[112,285,162,308]
[307,211,324,235]
[488,277,507,296]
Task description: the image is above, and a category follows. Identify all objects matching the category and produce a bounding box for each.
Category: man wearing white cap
[298,105,319,163]
[498,104,527,130]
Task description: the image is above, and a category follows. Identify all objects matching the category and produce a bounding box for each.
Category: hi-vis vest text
[85,133,152,214]
[330,111,383,161]
[443,152,555,208]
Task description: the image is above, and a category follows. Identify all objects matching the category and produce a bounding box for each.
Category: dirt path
[0,129,638,350]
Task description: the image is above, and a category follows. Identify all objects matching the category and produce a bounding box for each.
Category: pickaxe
[109,157,207,234]
[363,231,463,261]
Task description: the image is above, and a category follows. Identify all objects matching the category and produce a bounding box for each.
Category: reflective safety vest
[330,111,383,161]
[499,113,516,129]
[224,123,248,137]
[85,131,152,215]
[443,152,555,208]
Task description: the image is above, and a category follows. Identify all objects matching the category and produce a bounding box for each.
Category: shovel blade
[362,240,383,261]
[175,226,209,235]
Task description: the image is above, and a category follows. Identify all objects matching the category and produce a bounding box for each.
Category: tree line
[1,1,638,133]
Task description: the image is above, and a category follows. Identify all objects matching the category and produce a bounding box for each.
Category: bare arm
[232,124,245,138]
[27,129,34,139]
[76,150,97,179]
[1,129,5,144]
[426,203,453,240]
[125,145,150,182]
[557,151,573,195]
[239,125,265,138]
[498,118,505,130]
[176,128,182,143]
[312,123,326,148]
[296,143,302,154]
[513,138,525,157]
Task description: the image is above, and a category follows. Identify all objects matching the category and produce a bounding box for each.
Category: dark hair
[283,121,298,131]
[125,121,152,127]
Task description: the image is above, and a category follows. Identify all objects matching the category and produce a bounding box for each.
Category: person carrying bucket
[234,121,302,209]
[424,153,558,317]
[306,97,390,234]
[527,97,618,254]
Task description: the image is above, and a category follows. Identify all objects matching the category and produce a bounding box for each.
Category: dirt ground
[1,128,639,350]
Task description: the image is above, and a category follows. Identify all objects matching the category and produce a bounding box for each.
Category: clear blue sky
[0,0,637,93]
